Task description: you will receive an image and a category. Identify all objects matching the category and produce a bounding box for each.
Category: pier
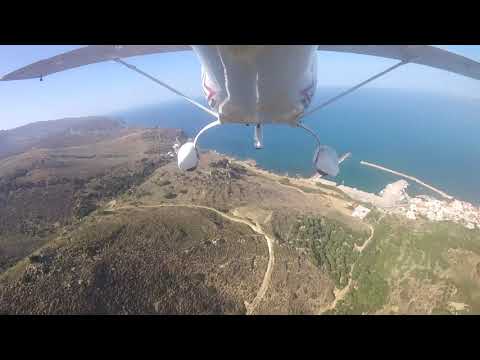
[338,152,352,165]
[360,160,453,200]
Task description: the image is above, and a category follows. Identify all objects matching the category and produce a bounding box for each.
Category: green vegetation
[278,178,328,195]
[3,118,480,315]
[76,198,97,218]
[163,192,177,199]
[277,177,353,200]
[331,216,480,314]
[296,185,328,195]
[135,189,152,199]
[155,180,171,187]
[97,209,115,216]
[316,182,342,194]
[291,216,366,288]
[315,182,352,201]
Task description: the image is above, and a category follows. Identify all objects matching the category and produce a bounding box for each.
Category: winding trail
[111,203,275,315]
[318,223,375,314]
[277,181,312,197]
[354,224,375,253]
[108,164,373,315]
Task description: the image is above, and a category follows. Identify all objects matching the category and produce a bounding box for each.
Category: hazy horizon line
[2,86,477,131]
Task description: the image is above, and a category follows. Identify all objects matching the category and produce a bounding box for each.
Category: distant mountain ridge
[0,117,128,160]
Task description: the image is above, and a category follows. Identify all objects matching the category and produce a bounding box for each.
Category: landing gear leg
[177,119,221,171]
[298,123,339,177]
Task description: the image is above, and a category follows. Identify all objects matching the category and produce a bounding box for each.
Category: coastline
[207,149,480,230]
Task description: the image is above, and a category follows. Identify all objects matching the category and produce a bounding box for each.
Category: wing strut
[301,60,408,119]
[113,58,218,118]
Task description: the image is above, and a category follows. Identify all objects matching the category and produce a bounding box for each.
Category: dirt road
[111,202,275,315]
[318,223,375,314]
[108,164,373,315]
[354,224,374,252]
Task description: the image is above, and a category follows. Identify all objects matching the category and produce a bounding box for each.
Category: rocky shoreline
[208,150,480,230]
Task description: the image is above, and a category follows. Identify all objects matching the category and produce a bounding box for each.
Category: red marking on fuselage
[300,79,316,106]
[202,72,217,101]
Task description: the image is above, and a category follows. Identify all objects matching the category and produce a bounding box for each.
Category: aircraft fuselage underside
[193,45,318,126]
[180,45,339,175]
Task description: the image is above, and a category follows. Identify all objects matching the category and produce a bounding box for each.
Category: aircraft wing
[4,45,480,82]
[0,45,191,81]
[317,45,480,80]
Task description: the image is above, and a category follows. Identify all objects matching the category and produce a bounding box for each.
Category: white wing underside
[0,45,192,80]
[1,45,480,81]
[317,45,480,80]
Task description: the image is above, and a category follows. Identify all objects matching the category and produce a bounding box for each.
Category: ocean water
[111,87,480,205]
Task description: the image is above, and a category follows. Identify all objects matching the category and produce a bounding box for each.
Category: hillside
[0,118,186,272]
[329,212,480,314]
[1,120,480,314]
[0,116,129,160]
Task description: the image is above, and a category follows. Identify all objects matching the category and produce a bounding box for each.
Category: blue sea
[111,87,480,205]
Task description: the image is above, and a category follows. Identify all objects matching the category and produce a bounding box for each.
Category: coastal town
[394,195,480,230]
[193,147,480,231]
[335,171,480,230]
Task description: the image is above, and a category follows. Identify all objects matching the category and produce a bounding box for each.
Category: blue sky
[1,45,480,130]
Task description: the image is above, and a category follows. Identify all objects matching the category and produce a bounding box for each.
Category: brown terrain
[0,117,130,160]
[0,117,186,272]
[0,117,361,314]
[1,116,479,315]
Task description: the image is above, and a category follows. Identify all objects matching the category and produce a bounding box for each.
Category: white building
[406,210,416,220]
[352,205,371,220]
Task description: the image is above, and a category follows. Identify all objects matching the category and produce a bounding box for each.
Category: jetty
[360,160,453,200]
[338,152,352,165]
